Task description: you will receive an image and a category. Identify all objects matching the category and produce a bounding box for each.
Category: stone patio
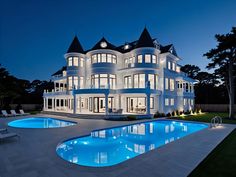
[0,114,235,177]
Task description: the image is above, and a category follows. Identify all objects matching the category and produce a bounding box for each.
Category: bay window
[145,54,151,63]
[124,75,132,88]
[91,53,117,64]
[137,55,142,63]
[134,74,145,88]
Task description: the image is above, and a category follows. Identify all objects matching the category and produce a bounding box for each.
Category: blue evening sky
[0,0,235,81]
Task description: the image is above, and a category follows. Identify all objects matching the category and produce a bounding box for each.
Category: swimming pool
[56,120,208,167]
[8,117,76,128]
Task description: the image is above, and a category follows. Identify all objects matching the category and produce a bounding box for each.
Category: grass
[169,112,236,124]
[188,128,236,177]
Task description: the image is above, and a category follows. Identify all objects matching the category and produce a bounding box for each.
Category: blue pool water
[8,117,76,128]
[56,120,208,167]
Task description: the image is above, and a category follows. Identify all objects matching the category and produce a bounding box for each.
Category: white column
[73,95,77,114]
[43,98,46,111]
[46,98,48,110]
[105,94,109,115]
[52,98,54,110]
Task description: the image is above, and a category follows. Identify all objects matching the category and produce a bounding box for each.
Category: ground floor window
[93,97,114,113]
[127,97,154,113]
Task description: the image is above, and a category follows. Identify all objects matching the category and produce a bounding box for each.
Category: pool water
[56,120,208,167]
[8,117,76,128]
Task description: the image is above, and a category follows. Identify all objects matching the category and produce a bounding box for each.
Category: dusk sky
[0,0,235,81]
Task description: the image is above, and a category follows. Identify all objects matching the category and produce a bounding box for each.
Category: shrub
[154,111,165,118]
[166,112,171,117]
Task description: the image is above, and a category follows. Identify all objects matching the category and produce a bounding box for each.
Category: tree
[180,64,200,79]
[204,27,236,119]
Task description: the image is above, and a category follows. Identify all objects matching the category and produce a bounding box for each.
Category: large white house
[43,28,195,115]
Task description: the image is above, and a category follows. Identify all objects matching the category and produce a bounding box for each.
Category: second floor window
[137,55,142,63]
[91,53,117,64]
[124,76,132,88]
[68,57,73,66]
[134,74,145,88]
[145,54,151,63]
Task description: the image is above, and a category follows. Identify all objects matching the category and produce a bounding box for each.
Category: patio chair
[19,109,30,116]
[0,132,19,142]
[1,110,12,117]
[10,110,20,116]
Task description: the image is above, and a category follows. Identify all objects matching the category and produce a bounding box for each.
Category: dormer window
[100,42,107,48]
[124,44,129,50]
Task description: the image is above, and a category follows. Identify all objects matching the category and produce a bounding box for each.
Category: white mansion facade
[43,28,195,115]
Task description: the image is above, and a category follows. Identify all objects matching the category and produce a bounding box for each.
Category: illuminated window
[80,58,84,67]
[97,54,101,63]
[170,79,175,91]
[80,77,84,89]
[148,74,155,89]
[73,76,78,89]
[68,57,73,66]
[112,55,117,63]
[184,98,186,105]
[168,61,171,70]
[101,54,106,62]
[170,98,174,106]
[68,76,73,90]
[150,97,154,109]
[134,74,145,88]
[73,57,79,66]
[172,62,176,71]
[124,76,132,88]
[152,55,157,64]
[176,66,180,72]
[137,55,142,63]
[92,55,97,63]
[165,98,169,106]
[107,54,112,63]
[165,78,169,90]
[145,54,151,63]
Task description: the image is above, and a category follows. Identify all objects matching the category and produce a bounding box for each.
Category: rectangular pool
[56,120,208,167]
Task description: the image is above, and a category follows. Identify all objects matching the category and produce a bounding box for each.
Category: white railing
[210,116,222,128]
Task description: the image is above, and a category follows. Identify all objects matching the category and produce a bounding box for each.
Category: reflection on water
[56,120,207,167]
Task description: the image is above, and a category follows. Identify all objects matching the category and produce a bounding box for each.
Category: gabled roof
[52,66,66,76]
[91,37,116,51]
[67,36,84,53]
[160,44,178,57]
[135,27,155,48]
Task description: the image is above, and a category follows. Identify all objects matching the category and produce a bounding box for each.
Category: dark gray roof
[135,27,155,48]
[52,66,66,76]
[160,44,178,57]
[90,37,116,51]
[67,36,84,53]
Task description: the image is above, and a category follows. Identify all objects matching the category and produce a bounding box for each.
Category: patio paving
[0,114,235,177]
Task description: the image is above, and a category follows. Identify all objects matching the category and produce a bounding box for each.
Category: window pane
[112,55,117,63]
[97,54,101,63]
[107,54,112,63]
[134,74,139,88]
[73,76,78,89]
[73,57,79,66]
[145,54,151,63]
[92,55,97,63]
[165,98,169,106]
[68,57,73,66]
[101,54,106,62]
[139,74,145,88]
[152,55,157,63]
[68,76,73,90]
[168,61,171,69]
[150,97,154,109]
[172,62,175,71]
[138,55,142,63]
[80,77,84,89]
[80,58,84,67]
[165,78,169,90]
[148,74,155,89]
[170,79,175,91]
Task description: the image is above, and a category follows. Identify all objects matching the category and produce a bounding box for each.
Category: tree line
[0,64,53,110]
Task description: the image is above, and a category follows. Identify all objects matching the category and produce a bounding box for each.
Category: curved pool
[56,120,208,167]
[8,117,76,128]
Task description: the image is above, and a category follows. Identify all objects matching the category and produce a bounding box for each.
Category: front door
[93,97,114,113]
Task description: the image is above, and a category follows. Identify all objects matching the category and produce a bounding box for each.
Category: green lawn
[169,112,236,124]
[168,112,236,177]
[188,128,236,177]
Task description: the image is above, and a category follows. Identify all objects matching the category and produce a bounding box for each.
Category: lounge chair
[1,110,12,117]
[19,109,30,115]
[10,110,20,116]
[0,132,19,142]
